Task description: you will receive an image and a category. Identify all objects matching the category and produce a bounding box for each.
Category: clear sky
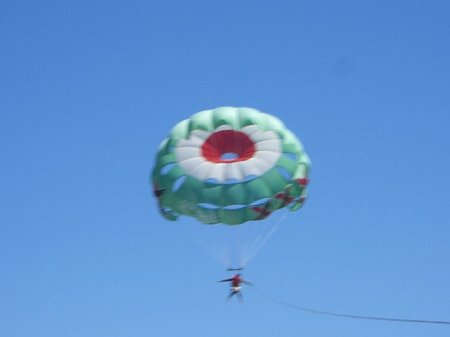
[1,1,449,336]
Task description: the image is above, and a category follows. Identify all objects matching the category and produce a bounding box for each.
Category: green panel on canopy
[212,107,240,129]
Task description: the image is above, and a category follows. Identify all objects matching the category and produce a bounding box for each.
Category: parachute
[151,107,310,225]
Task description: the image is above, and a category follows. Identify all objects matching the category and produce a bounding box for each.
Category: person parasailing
[218,273,253,301]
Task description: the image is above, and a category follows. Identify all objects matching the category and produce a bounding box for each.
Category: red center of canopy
[201,130,256,163]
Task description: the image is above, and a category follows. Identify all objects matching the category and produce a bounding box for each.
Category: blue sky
[1,1,449,336]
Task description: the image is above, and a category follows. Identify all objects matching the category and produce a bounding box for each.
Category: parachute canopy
[152,107,310,225]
